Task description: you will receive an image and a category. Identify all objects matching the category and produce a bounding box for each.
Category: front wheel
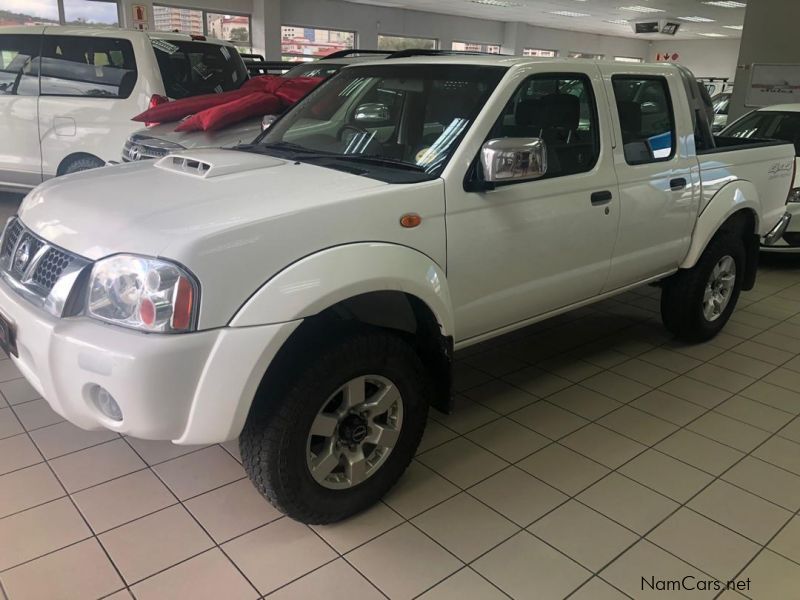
[240,328,430,524]
[661,231,745,342]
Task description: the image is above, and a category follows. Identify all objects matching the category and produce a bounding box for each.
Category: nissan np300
[0,56,794,523]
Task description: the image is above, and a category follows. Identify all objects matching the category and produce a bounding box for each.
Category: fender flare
[229,243,455,337]
[680,180,760,270]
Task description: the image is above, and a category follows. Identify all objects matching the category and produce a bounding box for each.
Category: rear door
[446,66,621,342]
[600,66,698,291]
[0,31,43,190]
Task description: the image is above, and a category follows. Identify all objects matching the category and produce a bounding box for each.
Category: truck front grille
[0,218,90,316]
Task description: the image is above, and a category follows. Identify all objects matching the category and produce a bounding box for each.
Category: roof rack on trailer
[321,49,392,60]
[386,49,508,59]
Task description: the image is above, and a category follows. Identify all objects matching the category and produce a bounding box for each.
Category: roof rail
[245,60,302,75]
[386,49,507,59]
[321,49,392,60]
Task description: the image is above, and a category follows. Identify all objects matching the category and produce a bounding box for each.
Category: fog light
[91,385,123,422]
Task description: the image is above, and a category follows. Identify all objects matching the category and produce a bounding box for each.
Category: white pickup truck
[0,56,794,524]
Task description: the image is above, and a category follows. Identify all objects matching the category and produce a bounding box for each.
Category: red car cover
[132,75,323,132]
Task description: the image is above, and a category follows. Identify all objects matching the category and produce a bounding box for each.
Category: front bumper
[0,277,300,444]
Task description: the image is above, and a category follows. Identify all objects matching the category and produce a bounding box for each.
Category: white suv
[0,26,248,192]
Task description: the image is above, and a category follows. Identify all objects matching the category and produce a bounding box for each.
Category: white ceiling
[346,0,747,40]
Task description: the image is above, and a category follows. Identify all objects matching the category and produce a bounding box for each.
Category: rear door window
[0,34,40,97]
[40,36,137,98]
[151,39,248,99]
[612,76,676,165]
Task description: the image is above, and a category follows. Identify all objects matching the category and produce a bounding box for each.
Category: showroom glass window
[452,41,501,54]
[0,34,40,96]
[486,73,600,179]
[281,26,355,61]
[611,76,676,165]
[0,0,119,26]
[40,35,137,98]
[207,12,252,53]
[523,48,557,57]
[569,51,604,59]
[376,34,437,51]
[63,0,120,26]
[153,5,204,35]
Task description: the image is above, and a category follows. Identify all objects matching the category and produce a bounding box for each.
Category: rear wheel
[61,156,105,175]
[240,328,429,524]
[661,231,745,342]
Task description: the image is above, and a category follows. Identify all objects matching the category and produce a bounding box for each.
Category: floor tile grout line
[114,438,264,598]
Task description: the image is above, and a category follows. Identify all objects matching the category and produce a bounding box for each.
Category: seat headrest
[539,93,580,132]
[617,100,642,135]
[515,98,542,128]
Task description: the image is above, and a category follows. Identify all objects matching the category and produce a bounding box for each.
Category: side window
[40,36,137,99]
[488,73,600,179]
[0,35,40,97]
[612,76,676,165]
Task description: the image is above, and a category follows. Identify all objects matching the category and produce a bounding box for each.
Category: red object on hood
[174,93,282,133]
[131,75,324,132]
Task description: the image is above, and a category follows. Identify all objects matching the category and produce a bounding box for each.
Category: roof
[0,24,233,45]
[756,104,800,113]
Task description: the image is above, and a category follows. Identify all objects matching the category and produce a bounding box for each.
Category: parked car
[711,91,733,133]
[0,56,793,524]
[0,26,248,192]
[722,104,800,251]
[121,50,391,162]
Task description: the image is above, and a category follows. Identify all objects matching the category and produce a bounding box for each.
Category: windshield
[283,61,344,79]
[151,39,248,99]
[253,63,506,180]
[712,93,730,116]
[724,110,800,154]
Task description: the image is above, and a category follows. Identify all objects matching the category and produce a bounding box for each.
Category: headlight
[87,255,199,332]
[789,188,800,203]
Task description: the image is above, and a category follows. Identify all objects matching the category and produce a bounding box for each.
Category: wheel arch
[681,179,760,271]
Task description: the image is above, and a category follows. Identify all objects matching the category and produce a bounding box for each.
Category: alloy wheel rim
[306,375,403,490]
[703,255,736,322]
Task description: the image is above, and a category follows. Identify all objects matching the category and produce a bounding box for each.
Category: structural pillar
[729,0,800,120]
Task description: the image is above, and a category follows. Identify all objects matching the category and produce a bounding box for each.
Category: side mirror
[354,103,390,124]
[261,114,278,131]
[480,138,547,183]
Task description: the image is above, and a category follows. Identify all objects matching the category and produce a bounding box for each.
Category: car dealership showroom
[5,0,800,598]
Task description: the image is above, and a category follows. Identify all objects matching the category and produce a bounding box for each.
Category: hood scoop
[154,150,286,179]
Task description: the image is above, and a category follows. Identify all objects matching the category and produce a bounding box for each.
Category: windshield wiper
[298,154,428,173]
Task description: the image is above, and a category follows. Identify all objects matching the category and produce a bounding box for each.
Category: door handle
[591,190,613,206]
[670,177,688,191]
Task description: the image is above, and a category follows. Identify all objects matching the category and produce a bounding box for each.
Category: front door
[446,67,620,343]
[0,31,42,190]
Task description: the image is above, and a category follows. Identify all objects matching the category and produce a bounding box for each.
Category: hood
[133,117,263,151]
[20,148,386,261]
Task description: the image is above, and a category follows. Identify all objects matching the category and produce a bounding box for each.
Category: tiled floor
[1,189,800,598]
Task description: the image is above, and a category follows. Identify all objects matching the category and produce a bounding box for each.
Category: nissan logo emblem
[13,238,31,273]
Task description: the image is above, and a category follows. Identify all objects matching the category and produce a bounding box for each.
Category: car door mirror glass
[354,103,390,124]
[480,138,548,183]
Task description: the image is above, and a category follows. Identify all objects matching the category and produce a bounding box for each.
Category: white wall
[648,39,741,81]
[518,23,649,60]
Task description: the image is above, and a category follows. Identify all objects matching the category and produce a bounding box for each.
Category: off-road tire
[240,328,430,524]
[661,231,745,342]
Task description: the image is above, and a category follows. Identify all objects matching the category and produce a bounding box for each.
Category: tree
[229,27,249,43]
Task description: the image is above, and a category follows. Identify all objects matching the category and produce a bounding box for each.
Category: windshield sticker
[193,62,214,80]
[220,46,230,60]
[151,39,179,55]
